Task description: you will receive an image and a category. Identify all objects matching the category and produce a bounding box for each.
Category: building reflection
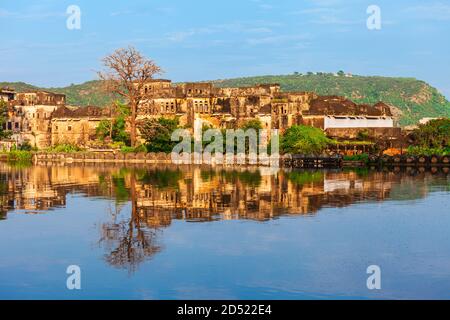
[1,163,449,222]
[0,163,448,271]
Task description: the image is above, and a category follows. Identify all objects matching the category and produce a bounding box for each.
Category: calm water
[0,163,449,300]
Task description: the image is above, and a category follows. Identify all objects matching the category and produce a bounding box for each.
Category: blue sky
[1,0,449,98]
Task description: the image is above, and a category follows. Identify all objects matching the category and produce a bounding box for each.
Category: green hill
[2,73,449,126]
[0,80,113,107]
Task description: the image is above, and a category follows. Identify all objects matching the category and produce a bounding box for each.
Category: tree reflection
[98,172,161,273]
[0,173,8,220]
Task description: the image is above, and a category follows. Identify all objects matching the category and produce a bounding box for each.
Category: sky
[1,0,449,98]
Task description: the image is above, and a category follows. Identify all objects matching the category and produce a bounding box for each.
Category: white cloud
[246,34,309,45]
[167,30,197,42]
[259,4,274,10]
[110,10,134,17]
[288,4,360,26]
[110,7,176,17]
[250,0,275,11]
[0,7,64,20]
[245,27,273,33]
[405,3,450,21]
[166,21,277,43]
[290,8,328,15]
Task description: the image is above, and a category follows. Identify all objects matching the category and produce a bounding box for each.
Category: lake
[0,163,449,299]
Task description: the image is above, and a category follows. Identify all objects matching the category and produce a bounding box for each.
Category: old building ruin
[2,80,398,149]
[138,80,395,136]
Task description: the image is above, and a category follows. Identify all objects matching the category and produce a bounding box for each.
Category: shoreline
[1,151,449,169]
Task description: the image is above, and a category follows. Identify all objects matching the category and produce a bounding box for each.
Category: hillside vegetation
[0,80,114,107]
[2,73,449,126]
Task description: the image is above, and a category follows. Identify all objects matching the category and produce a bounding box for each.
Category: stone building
[50,105,112,146]
[138,80,314,131]
[0,88,16,102]
[300,97,399,140]
[14,91,66,107]
[137,79,396,139]
[2,80,399,149]
[3,90,66,149]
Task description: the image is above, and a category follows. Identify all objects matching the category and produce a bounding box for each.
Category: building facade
[50,106,112,146]
[3,80,398,149]
[4,90,66,149]
[0,88,16,103]
[137,80,395,138]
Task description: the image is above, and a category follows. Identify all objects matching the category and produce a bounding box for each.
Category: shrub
[7,150,33,162]
[281,125,332,155]
[343,153,370,163]
[121,145,147,154]
[19,141,33,151]
[406,146,450,156]
[120,146,135,153]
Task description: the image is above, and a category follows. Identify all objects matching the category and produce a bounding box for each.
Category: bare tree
[98,46,162,147]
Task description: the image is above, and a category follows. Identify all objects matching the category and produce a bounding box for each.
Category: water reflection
[0,163,449,272]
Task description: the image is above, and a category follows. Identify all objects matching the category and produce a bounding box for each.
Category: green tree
[139,117,180,153]
[280,125,331,155]
[96,101,131,145]
[240,119,263,131]
[0,100,12,139]
[410,118,450,149]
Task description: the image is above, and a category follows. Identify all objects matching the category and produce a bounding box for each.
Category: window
[68,125,72,131]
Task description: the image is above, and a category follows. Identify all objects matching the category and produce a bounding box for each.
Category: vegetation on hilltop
[0,80,118,107]
[49,81,119,107]
[0,81,38,92]
[2,72,450,126]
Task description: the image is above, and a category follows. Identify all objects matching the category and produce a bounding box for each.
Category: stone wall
[51,118,104,146]
[325,127,402,140]
[32,152,282,167]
